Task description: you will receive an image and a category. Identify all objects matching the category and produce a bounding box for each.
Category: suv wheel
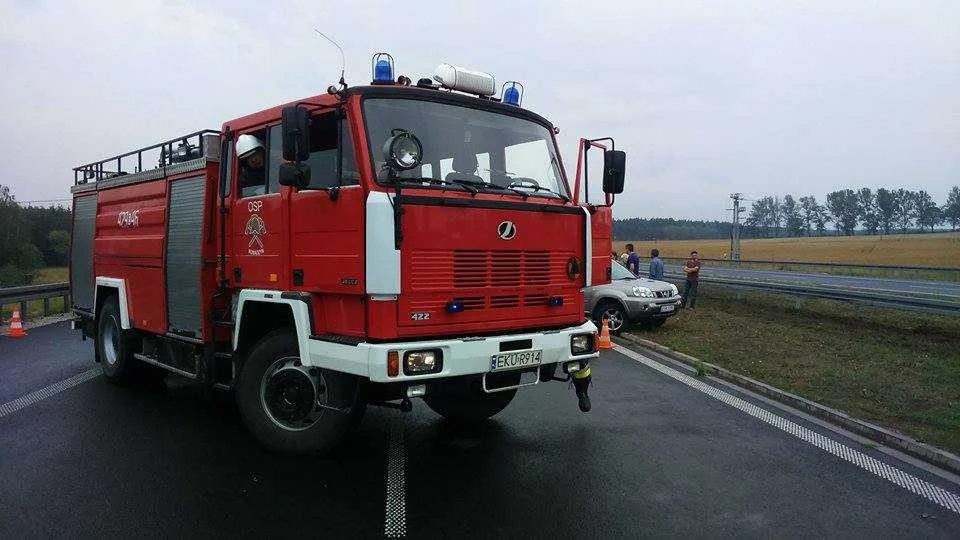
[593,300,627,335]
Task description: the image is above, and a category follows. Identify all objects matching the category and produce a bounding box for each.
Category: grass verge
[37,267,68,284]
[627,286,960,455]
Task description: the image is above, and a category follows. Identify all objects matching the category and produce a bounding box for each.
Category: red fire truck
[69,55,625,454]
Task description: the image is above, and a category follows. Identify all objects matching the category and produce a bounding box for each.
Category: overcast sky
[1,0,957,220]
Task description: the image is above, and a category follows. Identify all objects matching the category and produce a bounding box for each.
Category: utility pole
[728,193,744,264]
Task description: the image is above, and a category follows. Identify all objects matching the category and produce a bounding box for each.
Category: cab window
[237,128,268,198]
[303,114,359,189]
[267,124,283,194]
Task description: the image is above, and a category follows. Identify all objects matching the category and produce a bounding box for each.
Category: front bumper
[304,320,599,383]
[624,295,683,321]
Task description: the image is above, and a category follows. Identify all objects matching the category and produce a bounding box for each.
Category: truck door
[231,125,289,290]
[591,205,613,285]
[288,112,366,335]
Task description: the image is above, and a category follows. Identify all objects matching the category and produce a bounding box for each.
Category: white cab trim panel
[365,191,401,295]
[95,277,131,329]
[233,289,313,357]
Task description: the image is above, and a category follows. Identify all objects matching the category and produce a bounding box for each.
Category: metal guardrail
[659,272,960,316]
[0,282,71,321]
[644,257,960,273]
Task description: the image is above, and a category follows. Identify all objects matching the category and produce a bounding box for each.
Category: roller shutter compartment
[70,195,97,311]
[165,176,206,336]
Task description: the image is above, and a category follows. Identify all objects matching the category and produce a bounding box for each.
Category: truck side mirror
[281,106,311,162]
[278,162,310,189]
[602,150,626,194]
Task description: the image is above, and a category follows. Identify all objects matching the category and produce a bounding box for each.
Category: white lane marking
[384,422,407,537]
[0,368,101,418]
[612,344,960,515]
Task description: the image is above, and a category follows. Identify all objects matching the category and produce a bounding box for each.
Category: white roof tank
[433,63,496,97]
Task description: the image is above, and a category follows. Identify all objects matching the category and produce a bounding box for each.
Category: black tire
[593,300,628,335]
[96,295,137,383]
[236,330,361,455]
[425,375,518,423]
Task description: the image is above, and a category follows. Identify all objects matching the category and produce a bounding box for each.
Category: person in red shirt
[682,250,701,309]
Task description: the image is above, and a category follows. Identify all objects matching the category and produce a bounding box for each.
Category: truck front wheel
[425,375,518,423]
[237,330,362,455]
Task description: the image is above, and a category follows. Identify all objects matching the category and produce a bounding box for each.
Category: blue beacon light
[502,81,523,106]
[446,299,465,313]
[372,53,395,84]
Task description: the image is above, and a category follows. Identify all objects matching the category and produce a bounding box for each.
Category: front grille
[447,250,560,289]
[453,250,486,289]
[490,295,520,309]
[407,250,576,320]
[655,290,672,298]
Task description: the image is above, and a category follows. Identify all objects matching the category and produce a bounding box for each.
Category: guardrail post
[43,297,50,316]
[19,301,27,320]
[65,294,71,313]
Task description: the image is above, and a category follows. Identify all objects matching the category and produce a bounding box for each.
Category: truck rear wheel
[425,375,518,423]
[236,330,361,455]
[97,295,136,383]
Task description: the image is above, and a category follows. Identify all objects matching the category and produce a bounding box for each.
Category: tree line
[745,186,960,237]
[614,186,960,240]
[0,185,71,287]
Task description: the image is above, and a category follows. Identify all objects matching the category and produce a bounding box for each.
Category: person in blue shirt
[625,244,640,277]
[649,248,664,280]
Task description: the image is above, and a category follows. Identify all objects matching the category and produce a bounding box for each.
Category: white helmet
[235,134,264,159]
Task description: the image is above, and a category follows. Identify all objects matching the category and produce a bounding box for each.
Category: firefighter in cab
[236,134,266,197]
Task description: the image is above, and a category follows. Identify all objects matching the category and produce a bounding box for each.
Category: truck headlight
[403,349,443,375]
[570,333,596,355]
[631,286,654,298]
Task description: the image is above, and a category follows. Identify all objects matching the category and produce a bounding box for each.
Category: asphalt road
[660,263,960,299]
[2,323,959,538]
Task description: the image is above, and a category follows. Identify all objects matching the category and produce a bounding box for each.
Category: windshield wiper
[509,182,570,203]
[396,177,479,194]
[458,178,531,199]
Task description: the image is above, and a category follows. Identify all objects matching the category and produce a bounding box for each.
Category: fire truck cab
[70,57,625,454]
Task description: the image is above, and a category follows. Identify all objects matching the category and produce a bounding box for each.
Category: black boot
[573,375,592,413]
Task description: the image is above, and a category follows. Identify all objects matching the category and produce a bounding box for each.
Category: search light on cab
[372,52,394,84]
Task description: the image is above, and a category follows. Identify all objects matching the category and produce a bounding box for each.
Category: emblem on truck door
[497,220,517,240]
[244,214,267,256]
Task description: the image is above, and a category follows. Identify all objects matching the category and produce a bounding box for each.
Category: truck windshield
[363,98,568,199]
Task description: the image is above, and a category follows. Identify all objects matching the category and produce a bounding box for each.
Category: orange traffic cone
[6,310,27,338]
[597,318,612,350]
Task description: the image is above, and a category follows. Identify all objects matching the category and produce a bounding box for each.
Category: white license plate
[660,304,675,313]
[490,350,543,372]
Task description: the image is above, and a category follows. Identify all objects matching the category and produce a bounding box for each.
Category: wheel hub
[102,315,119,365]
[260,358,325,431]
[603,308,624,331]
